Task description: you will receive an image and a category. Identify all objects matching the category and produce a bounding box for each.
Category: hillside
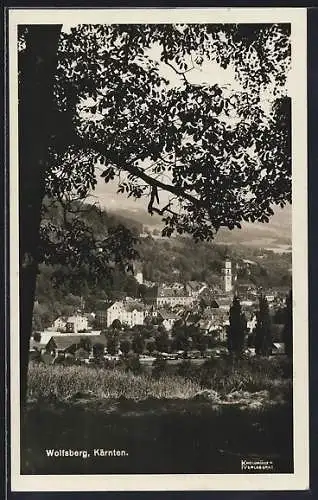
[42,199,291,286]
[108,205,292,250]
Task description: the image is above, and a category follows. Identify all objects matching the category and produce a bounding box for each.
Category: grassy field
[27,356,292,399]
[21,358,293,475]
[27,363,202,400]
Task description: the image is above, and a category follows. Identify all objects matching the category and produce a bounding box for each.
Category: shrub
[124,355,143,375]
[177,360,197,380]
[197,356,291,395]
[152,356,167,379]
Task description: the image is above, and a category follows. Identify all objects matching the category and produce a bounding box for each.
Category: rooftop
[187,281,206,291]
[157,287,189,298]
[48,334,106,350]
[159,310,180,321]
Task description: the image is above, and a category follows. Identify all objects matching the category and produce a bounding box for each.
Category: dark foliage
[254,295,272,356]
[132,335,145,355]
[124,355,143,375]
[227,296,247,356]
[152,356,168,379]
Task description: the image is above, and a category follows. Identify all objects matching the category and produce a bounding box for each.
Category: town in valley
[30,245,292,367]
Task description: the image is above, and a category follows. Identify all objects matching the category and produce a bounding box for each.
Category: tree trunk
[19,25,62,406]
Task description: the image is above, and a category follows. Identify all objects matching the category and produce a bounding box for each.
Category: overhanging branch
[74,137,202,209]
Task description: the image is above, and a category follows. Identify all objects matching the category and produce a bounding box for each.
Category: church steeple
[223,257,232,293]
[134,261,143,285]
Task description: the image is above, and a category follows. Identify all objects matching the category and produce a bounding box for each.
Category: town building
[46,334,106,357]
[156,285,193,308]
[50,314,89,334]
[215,295,232,311]
[106,300,146,328]
[185,281,208,299]
[52,317,67,331]
[32,330,102,349]
[157,310,179,331]
[65,314,88,334]
[133,262,144,285]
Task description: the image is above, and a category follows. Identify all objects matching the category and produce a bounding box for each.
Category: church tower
[134,262,144,285]
[224,258,232,293]
[135,270,143,285]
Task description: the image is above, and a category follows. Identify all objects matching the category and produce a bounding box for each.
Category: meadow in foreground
[22,358,293,475]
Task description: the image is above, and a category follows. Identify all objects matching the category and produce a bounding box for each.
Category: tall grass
[27,363,201,401]
[27,356,292,403]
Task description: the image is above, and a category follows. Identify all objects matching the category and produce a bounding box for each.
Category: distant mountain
[216,208,291,248]
[107,207,162,228]
[108,204,292,249]
[93,174,291,248]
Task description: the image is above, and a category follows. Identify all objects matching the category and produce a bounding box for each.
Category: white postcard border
[9,7,309,492]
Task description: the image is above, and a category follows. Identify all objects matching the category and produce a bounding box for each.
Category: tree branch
[115,160,201,208]
[161,44,195,85]
[73,137,202,209]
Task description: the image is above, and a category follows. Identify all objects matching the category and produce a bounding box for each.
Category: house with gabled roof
[186,281,208,299]
[157,310,179,331]
[52,316,68,331]
[46,334,106,356]
[29,338,46,354]
[106,300,146,327]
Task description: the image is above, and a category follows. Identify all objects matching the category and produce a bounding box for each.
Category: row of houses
[47,294,255,336]
[30,334,107,359]
[102,293,233,330]
[30,324,286,361]
[43,278,288,341]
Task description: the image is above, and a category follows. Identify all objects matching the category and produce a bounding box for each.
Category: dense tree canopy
[20,23,291,247]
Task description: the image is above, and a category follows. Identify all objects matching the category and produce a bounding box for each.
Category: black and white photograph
[8,8,308,492]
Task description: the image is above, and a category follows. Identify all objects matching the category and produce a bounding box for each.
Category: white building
[133,262,144,285]
[247,315,257,333]
[106,301,146,328]
[65,314,88,334]
[265,294,276,303]
[52,317,67,331]
[241,299,255,307]
[135,272,143,285]
[34,329,99,348]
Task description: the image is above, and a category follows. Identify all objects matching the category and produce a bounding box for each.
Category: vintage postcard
[8,7,308,492]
